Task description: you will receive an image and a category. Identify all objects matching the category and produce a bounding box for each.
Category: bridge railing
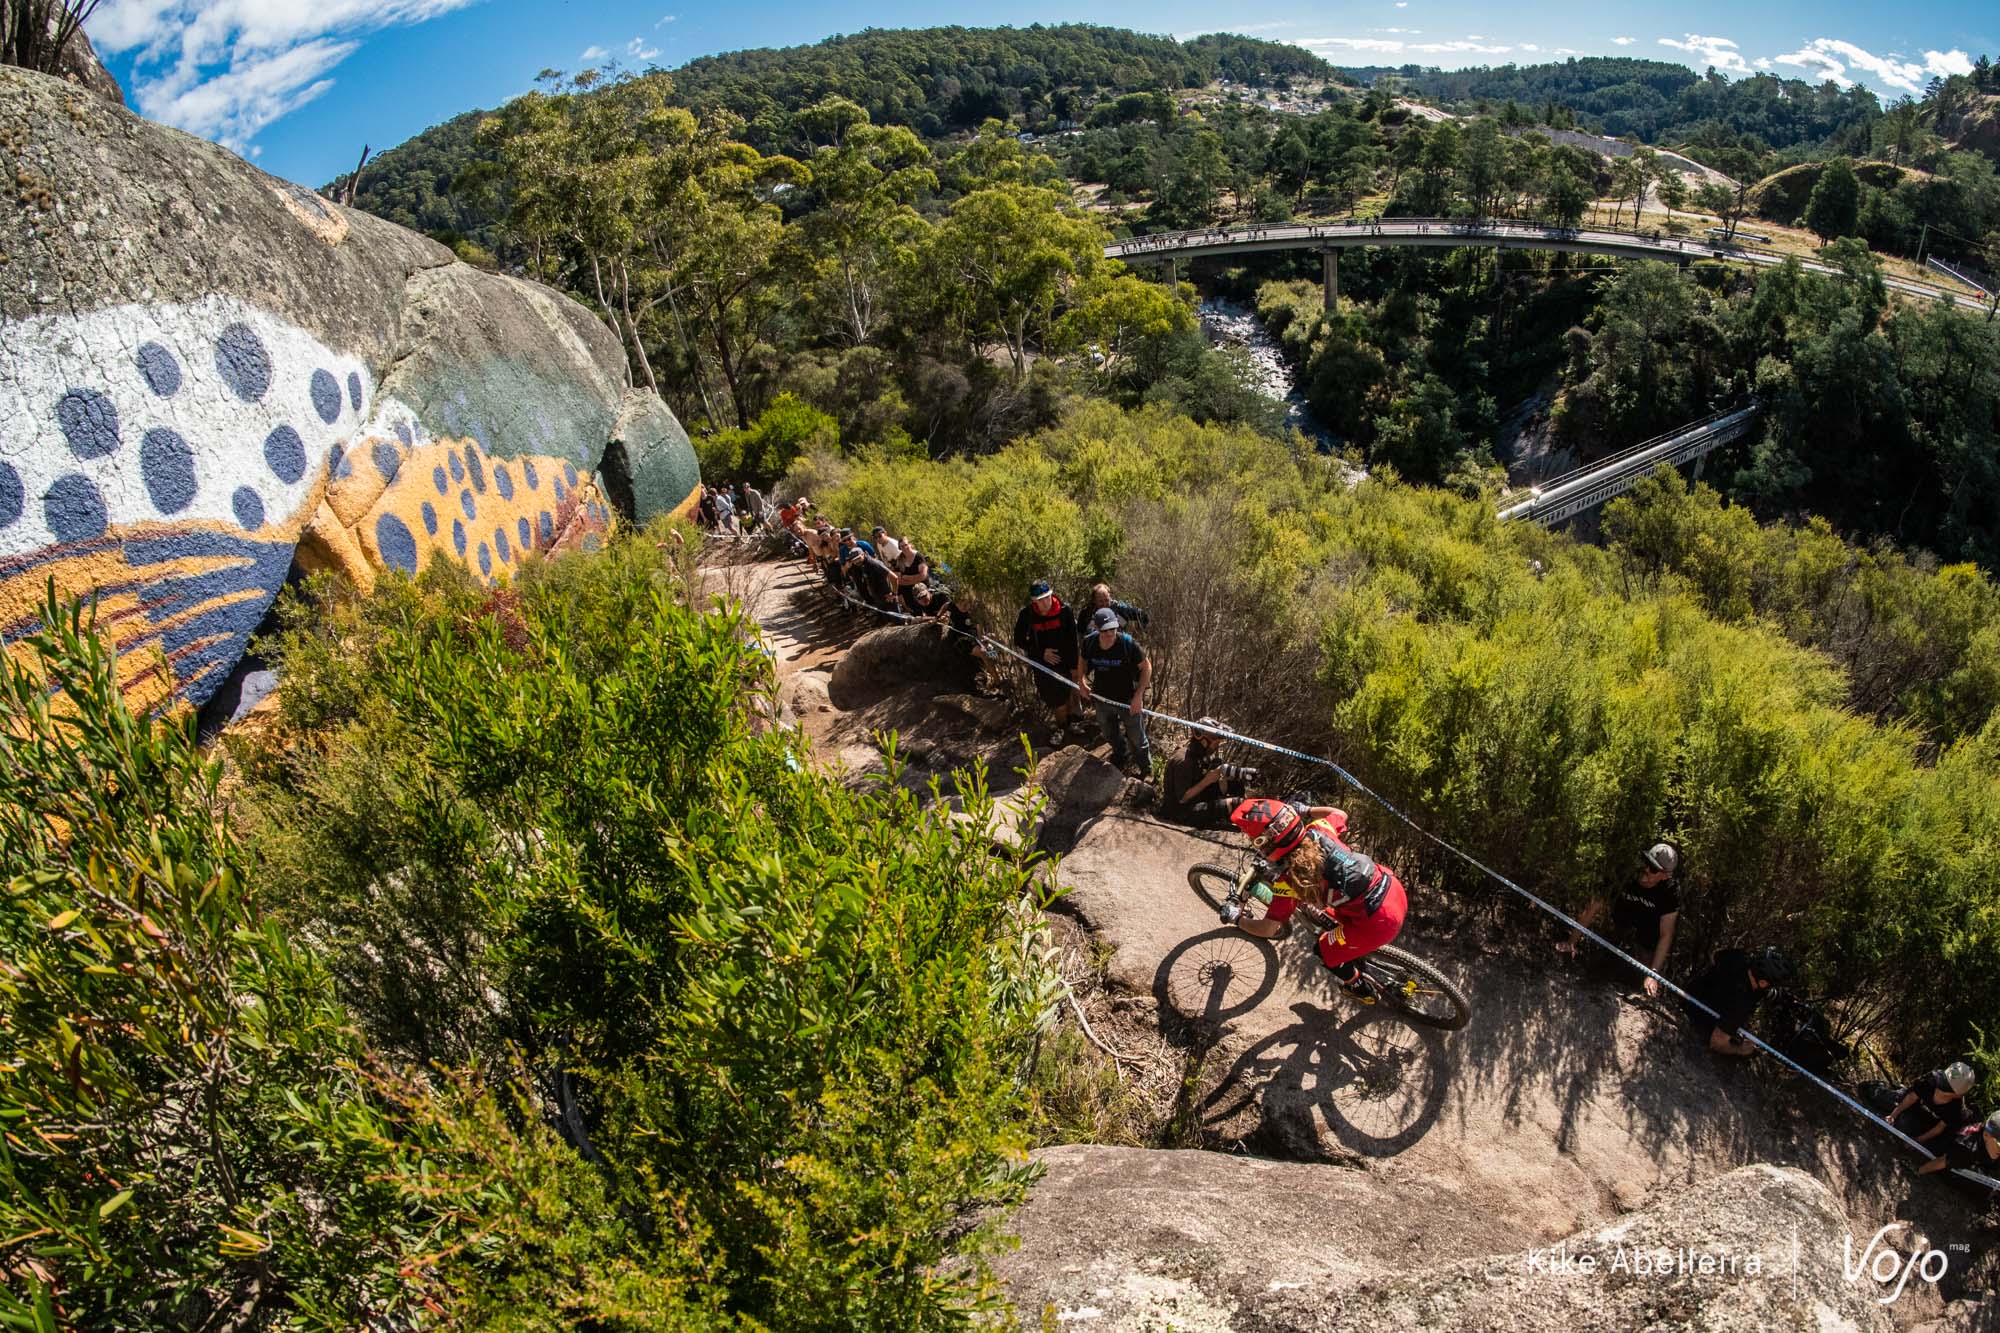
[1496,403,1761,524]
[1524,404,1754,496]
[1105,216,1797,265]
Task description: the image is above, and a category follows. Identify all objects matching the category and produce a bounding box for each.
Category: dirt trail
[714,548,1997,1326]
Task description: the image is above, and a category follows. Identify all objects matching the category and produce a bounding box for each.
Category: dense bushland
[808,403,2000,1071]
[0,541,1061,1327]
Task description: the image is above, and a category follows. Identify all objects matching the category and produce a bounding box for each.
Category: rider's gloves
[1219,900,1243,926]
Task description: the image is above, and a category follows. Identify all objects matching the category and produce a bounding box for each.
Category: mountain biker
[1687,945,1793,1056]
[1887,1063,1977,1146]
[1224,797,1406,1003]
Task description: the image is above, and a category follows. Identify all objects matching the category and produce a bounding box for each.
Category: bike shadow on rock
[1153,927,1279,1025]
[1204,1000,1451,1162]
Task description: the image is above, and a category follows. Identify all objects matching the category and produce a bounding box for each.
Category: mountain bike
[1185,857,1472,1031]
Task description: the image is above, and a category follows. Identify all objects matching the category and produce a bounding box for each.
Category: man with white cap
[1887,1062,1978,1146]
[1559,842,1683,997]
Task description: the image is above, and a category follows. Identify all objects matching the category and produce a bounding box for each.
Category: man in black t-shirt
[1076,607,1152,776]
[1686,946,1792,1056]
[1918,1111,2000,1179]
[1887,1063,1977,1145]
[1560,842,1682,997]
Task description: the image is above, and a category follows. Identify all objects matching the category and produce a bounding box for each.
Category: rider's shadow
[1205,1001,1451,1160]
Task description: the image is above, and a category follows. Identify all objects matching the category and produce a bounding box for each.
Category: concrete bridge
[1495,403,1762,525]
[1105,218,1973,311]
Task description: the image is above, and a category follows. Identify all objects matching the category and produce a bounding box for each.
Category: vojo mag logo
[1843,1222,1949,1305]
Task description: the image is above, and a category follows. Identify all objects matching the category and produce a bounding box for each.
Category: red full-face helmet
[1231,797,1304,861]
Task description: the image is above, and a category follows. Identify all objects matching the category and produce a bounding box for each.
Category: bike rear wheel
[1364,945,1472,1031]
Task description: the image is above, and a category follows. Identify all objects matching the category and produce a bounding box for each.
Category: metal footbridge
[1494,404,1762,525]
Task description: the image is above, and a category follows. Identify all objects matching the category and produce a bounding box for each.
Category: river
[1196,296,1340,450]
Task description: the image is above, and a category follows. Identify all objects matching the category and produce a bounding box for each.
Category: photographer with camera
[1160,718,1258,829]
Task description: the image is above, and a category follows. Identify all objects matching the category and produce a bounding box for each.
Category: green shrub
[234,534,1060,1326]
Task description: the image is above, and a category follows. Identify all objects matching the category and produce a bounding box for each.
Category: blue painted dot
[581,532,602,553]
[56,389,120,459]
[371,442,402,483]
[263,425,306,484]
[0,462,22,528]
[376,513,418,574]
[136,342,182,397]
[395,420,413,447]
[494,527,511,563]
[433,465,448,495]
[140,427,197,514]
[328,443,352,481]
[522,459,539,491]
[563,462,579,488]
[310,369,342,424]
[44,474,107,543]
[459,490,476,520]
[477,542,492,577]
[553,477,568,503]
[420,501,438,536]
[464,446,486,494]
[347,371,363,412]
[452,518,467,558]
[232,487,266,531]
[537,511,553,545]
[448,452,464,484]
[215,324,272,401]
[494,464,514,501]
[517,516,531,549]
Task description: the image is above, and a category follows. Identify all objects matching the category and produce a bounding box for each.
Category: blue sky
[86,0,2000,189]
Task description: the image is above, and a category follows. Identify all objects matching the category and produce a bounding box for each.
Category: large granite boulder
[0,65,700,710]
[996,1148,1898,1331]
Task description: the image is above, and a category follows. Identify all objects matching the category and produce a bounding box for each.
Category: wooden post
[1322,247,1338,311]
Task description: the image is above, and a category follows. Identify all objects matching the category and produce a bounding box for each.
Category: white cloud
[1301,36,1407,54]
[1926,49,1973,77]
[1521,43,1539,51]
[654,13,677,26]
[1754,56,1772,69]
[580,43,608,60]
[1555,47,1581,56]
[626,36,660,61]
[1465,34,1486,41]
[1611,36,1635,46]
[1657,33,1751,76]
[1395,2,1407,7]
[88,0,478,153]
[1300,35,1511,57]
[1774,44,1851,84]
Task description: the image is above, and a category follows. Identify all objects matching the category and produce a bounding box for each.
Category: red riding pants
[1314,874,1406,970]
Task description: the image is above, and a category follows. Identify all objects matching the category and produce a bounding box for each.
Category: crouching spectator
[1160,719,1258,828]
[1077,607,1152,777]
[908,581,989,684]
[1083,582,1149,634]
[1887,1063,1977,1147]
[1917,1110,2000,1180]
[1685,945,1793,1056]
[839,536,900,614]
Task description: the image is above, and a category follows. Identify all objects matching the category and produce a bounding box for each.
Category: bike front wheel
[1364,945,1472,1031]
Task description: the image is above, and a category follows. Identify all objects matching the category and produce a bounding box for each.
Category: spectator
[1915,1109,2000,1179]
[1160,719,1258,828]
[871,526,903,567]
[1559,843,1682,997]
[893,543,932,612]
[1887,1063,1978,1147]
[909,581,989,681]
[1082,581,1149,635]
[1077,607,1152,777]
[804,516,838,574]
[1012,580,1081,744]
[1686,946,1793,1056]
[736,481,765,533]
[694,483,717,530]
[851,528,878,559]
[711,485,737,536]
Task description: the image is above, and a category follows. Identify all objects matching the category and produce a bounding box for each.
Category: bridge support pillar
[1691,453,1707,481]
[1167,257,1179,295]
[1322,248,1338,311]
